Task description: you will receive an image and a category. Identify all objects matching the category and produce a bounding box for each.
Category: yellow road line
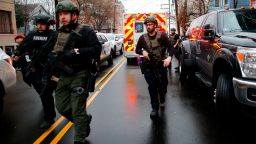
[95,57,125,86]
[50,59,126,144]
[49,122,73,144]
[33,58,125,144]
[33,117,65,144]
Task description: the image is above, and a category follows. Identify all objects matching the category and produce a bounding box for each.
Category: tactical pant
[40,80,57,122]
[143,66,168,111]
[173,46,180,64]
[29,71,56,122]
[20,57,56,122]
[55,70,90,142]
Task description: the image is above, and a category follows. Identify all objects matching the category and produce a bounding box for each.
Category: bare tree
[176,0,209,35]
[76,0,114,31]
[177,0,189,35]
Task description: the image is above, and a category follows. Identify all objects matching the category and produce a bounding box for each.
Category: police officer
[13,34,25,70]
[136,16,173,119]
[169,28,181,71]
[13,14,57,129]
[53,1,101,143]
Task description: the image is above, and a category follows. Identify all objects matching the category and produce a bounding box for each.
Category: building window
[0,10,12,34]
[215,0,220,7]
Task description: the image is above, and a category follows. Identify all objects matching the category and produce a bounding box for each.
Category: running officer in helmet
[136,16,173,119]
[169,27,181,71]
[52,0,101,143]
[13,13,58,129]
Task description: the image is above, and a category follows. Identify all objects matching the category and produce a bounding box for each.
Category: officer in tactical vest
[136,16,173,119]
[13,14,57,129]
[169,28,181,71]
[53,1,101,143]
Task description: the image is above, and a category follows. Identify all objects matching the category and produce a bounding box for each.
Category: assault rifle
[41,30,98,96]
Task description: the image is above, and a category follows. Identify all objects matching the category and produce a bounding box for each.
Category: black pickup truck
[179,8,256,117]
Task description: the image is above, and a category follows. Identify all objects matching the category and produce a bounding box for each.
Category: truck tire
[112,47,116,58]
[179,55,187,81]
[215,74,237,120]
[179,52,193,82]
[107,55,113,66]
[127,58,132,65]
[119,45,123,55]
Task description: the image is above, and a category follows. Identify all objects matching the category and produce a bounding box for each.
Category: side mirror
[202,24,216,41]
[115,37,119,41]
[204,29,215,41]
[100,41,105,44]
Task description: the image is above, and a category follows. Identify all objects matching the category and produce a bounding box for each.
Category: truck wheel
[215,74,237,120]
[127,58,131,65]
[107,55,113,66]
[112,47,116,58]
[127,58,135,65]
[119,45,123,55]
[0,82,5,114]
[179,59,187,81]
[179,53,189,82]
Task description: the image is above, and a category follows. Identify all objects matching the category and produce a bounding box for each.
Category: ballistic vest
[143,32,163,62]
[53,24,84,52]
[170,33,179,46]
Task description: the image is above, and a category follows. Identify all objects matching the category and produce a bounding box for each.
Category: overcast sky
[120,0,172,13]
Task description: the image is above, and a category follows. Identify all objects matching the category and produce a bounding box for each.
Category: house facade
[0,0,17,50]
[17,4,52,34]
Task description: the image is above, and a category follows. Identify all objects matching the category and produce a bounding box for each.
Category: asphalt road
[1,55,256,144]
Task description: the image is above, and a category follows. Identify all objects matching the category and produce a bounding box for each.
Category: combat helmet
[56,0,79,15]
[144,16,158,25]
[35,14,55,25]
[171,28,176,31]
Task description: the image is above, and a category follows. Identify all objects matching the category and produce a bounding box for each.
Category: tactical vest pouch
[143,32,163,65]
[151,48,162,63]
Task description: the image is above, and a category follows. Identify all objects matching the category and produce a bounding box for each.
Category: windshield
[106,34,114,41]
[219,10,256,33]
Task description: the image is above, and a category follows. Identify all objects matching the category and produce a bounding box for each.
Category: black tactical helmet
[144,16,158,25]
[35,14,55,25]
[171,28,176,31]
[56,0,79,15]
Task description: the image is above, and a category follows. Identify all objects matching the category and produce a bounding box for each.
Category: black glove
[61,50,77,63]
[13,49,21,56]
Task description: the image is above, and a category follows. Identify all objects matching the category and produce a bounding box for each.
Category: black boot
[150,110,159,119]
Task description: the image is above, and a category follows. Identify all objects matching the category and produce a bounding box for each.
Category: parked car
[179,8,256,118]
[96,32,113,66]
[105,33,122,57]
[0,48,16,114]
[114,34,124,55]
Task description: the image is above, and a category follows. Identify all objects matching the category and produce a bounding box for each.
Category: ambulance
[123,13,167,62]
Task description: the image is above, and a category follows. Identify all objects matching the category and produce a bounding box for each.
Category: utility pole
[114,0,116,33]
[174,0,180,35]
[168,0,171,36]
[160,3,170,35]
[55,0,59,29]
